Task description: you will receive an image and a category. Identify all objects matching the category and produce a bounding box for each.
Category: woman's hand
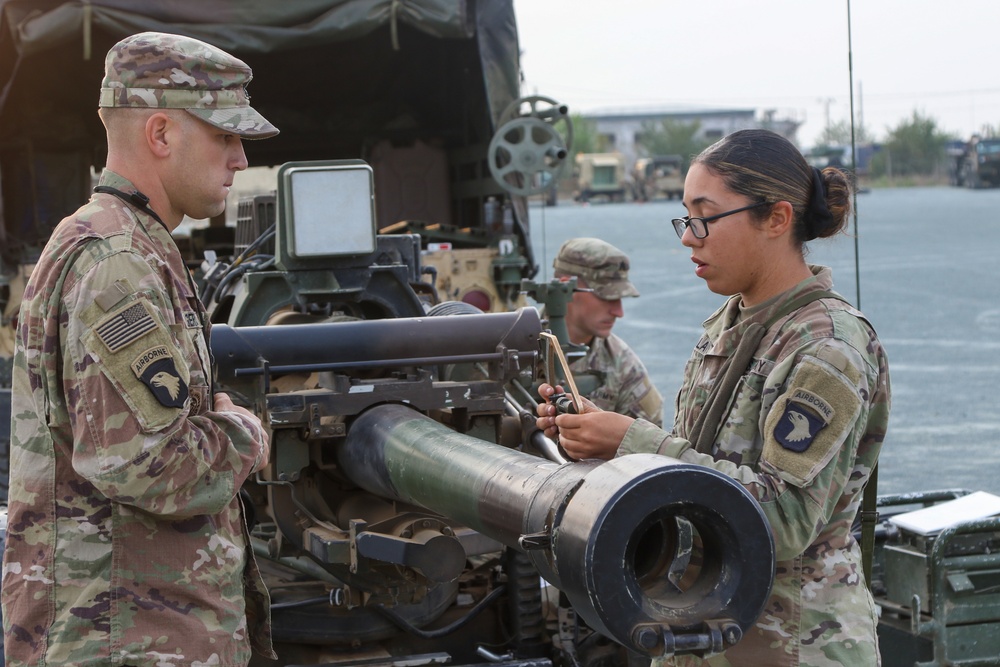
[535,383,579,437]
[535,383,634,461]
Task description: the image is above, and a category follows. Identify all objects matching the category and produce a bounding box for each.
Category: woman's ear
[766,200,795,239]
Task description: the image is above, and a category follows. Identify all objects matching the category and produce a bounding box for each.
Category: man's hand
[215,392,270,471]
[214,391,255,420]
[535,383,633,461]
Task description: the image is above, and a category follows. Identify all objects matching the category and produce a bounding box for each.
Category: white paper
[887,491,1000,536]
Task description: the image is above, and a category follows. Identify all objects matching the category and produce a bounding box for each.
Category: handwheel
[488,117,569,196]
[499,95,574,154]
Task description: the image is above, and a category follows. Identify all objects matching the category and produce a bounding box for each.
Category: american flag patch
[96,301,157,352]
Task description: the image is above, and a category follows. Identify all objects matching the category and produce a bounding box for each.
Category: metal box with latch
[874,492,1000,666]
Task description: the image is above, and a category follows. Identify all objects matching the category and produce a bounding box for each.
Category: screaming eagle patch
[762,354,863,486]
[131,345,189,408]
[774,388,834,452]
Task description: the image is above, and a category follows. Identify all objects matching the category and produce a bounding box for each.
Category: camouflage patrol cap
[99,32,278,139]
[553,237,639,300]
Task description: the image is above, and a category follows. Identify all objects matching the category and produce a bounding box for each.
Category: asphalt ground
[528,186,1000,497]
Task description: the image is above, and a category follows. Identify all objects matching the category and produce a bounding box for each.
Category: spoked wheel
[488,117,569,196]
[489,96,574,196]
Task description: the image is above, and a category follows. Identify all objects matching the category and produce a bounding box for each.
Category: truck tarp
[5,1,475,56]
[0,0,528,262]
[0,0,519,149]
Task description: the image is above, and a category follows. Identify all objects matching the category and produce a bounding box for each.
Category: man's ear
[766,200,795,239]
[145,112,173,158]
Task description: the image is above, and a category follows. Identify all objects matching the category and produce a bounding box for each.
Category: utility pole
[818,97,835,141]
[857,82,863,140]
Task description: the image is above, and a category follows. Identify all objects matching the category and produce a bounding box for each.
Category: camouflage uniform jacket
[619,266,890,667]
[3,171,274,666]
[569,333,664,426]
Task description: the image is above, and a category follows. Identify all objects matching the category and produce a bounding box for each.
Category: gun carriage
[205,160,777,666]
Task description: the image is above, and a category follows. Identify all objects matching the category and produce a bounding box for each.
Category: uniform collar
[702,265,835,350]
[94,170,194,298]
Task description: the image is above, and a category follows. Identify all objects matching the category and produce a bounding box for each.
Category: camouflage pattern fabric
[619,265,890,667]
[569,332,663,426]
[0,265,31,359]
[553,237,640,300]
[99,31,278,139]
[2,171,275,666]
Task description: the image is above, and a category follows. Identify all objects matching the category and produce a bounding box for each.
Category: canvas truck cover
[0,0,531,267]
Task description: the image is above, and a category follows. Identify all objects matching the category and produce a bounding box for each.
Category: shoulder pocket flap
[83,297,190,433]
[762,356,862,486]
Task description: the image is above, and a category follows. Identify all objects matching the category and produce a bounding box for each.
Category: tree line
[571,110,969,184]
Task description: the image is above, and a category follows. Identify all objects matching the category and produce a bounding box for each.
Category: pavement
[529,186,1000,496]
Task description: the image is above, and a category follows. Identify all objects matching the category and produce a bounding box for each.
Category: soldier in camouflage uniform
[3,32,279,666]
[553,238,663,426]
[538,129,890,666]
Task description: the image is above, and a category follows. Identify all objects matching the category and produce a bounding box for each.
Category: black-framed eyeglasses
[671,201,772,240]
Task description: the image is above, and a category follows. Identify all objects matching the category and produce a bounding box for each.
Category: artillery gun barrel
[339,402,776,658]
[212,307,542,380]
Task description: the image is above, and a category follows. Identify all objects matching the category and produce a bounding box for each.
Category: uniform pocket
[712,366,768,461]
[82,296,190,433]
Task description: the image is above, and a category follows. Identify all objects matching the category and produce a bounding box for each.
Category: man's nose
[231,138,248,171]
[609,299,624,318]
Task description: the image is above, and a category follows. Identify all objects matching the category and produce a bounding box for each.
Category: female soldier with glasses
[536,128,891,666]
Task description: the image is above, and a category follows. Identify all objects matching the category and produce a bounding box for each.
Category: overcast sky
[513,0,1000,148]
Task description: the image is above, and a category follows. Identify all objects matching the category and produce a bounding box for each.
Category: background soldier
[553,237,663,426]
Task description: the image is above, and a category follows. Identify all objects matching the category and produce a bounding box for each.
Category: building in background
[582,107,802,169]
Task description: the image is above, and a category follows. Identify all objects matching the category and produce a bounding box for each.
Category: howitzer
[205,160,775,666]
[213,309,775,660]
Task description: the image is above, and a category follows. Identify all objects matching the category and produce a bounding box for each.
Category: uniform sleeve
[619,338,878,562]
[750,341,874,559]
[62,249,267,518]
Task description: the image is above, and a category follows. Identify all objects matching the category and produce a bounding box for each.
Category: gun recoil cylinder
[212,307,542,380]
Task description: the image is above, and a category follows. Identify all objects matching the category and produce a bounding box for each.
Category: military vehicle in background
[948,135,1000,188]
[0,2,780,666]
[573,152,629,203]
[631,155,684,202]
[804,144,854,170]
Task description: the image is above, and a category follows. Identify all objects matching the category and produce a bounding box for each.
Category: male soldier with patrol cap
[3,32,278,666]
[553,238,663,426]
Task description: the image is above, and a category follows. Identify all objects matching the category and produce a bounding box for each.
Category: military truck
[631,155,684,201]
[573,152,628,203]
[949,135,1000,188]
